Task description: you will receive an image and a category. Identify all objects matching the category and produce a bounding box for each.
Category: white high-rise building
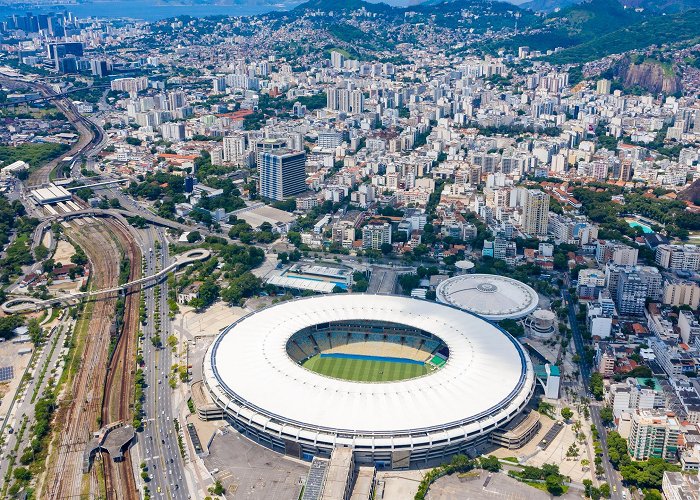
[655,244,700,272]
[628,410,680,461]
[663,281,700,309]
[160,122,185,141]
[223,134,247,163]
[330,50,345,69]
[362,222,391,250]
[350,90,364,114]
[522,190,550,236]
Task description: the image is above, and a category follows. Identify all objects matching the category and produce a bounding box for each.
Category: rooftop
[435,274,539,320]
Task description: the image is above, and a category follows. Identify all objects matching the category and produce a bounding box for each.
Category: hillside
[678,180,700,206]
[478,0,646,54]
[521,0,700,11]
[611,55,681,95]
[292,0,396,13]
[547,9,700,64]
[520,0,581,11]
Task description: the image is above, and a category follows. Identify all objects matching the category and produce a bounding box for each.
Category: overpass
[65,179,128,192]
[58,208,220,237]
[0,84,110,107]
[2,249,210,314]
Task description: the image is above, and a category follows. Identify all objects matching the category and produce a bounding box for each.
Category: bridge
[65,179,129,191]
[0,84,110,107]
[52,207,226,238]
[1,249,210,313]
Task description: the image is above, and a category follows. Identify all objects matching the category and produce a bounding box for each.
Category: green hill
[547,9,700,64]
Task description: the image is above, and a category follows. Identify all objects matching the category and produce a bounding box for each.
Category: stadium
[435,274,540,321]
[203,294,536,468]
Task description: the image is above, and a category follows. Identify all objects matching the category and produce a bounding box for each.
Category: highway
[0,76,107,188]
[137,227,188,499]
[563,288,624,498]
[0,83,110,107]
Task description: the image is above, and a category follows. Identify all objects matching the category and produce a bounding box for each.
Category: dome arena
[203,294,535,467]
[435,274,539,321]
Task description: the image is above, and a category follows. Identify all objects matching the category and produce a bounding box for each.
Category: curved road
[0,75,105,187]
[2,249,210,313]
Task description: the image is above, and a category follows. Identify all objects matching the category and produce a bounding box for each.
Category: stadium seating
[287,343,306,362]
[314,334,331,352]
[289,324,449,365]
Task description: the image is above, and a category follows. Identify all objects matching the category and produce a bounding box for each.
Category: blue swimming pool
[627,220,653,234]
[320,353,424,365]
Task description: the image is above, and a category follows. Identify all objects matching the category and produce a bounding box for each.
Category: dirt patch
[52,239,76,264]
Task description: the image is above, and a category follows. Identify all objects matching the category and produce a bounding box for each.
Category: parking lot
[203,425,308,499]
[425,470,580,500]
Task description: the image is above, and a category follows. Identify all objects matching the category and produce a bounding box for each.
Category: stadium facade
[203,294,536,468]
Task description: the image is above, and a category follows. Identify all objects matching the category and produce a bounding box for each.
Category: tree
[42,258,55,273]
[0,316,23,339]
[210,481,225,495]
[187,231,201,243]
[599,483,611,498]
[397,273,420,295]
[590,372,605,401]
[545,474,564,496]
[600,406,614,426]
[70,246,88,266]
[479,455,501,472]
[27,318,43,344]
[561,407,574,421]
[13,467,31,481]
[34,244,49,261]
[538,400,555,418]
[380,242,393,255]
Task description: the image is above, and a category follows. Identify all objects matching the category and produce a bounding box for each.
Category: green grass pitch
[302,355,428,382]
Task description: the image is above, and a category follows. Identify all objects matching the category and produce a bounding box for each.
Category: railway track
[42,218,138,499]
[44,222,119,499]
[0,76,104,187]
[101,221,141,500]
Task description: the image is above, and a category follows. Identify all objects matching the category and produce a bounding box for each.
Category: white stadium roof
[204,295,534,444]
[266,275,337,293]
[435,274,539,321]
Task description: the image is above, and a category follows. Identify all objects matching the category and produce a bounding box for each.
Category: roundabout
[203,294,535,466]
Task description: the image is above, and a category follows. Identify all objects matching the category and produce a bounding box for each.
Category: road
[563,288,623,498]
[137,227,188,499]
[0,321,71,487]
[0,76,106,188]
[0,76,110,188]
[1,248,209,313]
[0,83,110,107]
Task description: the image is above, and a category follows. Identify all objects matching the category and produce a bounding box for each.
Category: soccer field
[303,354,429,382]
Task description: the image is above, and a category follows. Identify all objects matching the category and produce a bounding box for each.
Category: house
[178,282,202,305]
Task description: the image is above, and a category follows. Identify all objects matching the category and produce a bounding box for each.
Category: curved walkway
[2,249,210,313]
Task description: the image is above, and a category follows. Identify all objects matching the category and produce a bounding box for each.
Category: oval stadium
[203,294,536,467]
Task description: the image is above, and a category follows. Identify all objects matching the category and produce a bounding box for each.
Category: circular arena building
[203,294,535,467]
[435,274,539,321]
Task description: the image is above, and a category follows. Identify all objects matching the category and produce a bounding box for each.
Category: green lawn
[303,354,428,382]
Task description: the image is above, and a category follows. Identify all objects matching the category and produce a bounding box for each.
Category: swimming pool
[627,220,653,234]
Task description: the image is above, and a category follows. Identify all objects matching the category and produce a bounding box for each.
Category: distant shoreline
[1,0,292,21]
